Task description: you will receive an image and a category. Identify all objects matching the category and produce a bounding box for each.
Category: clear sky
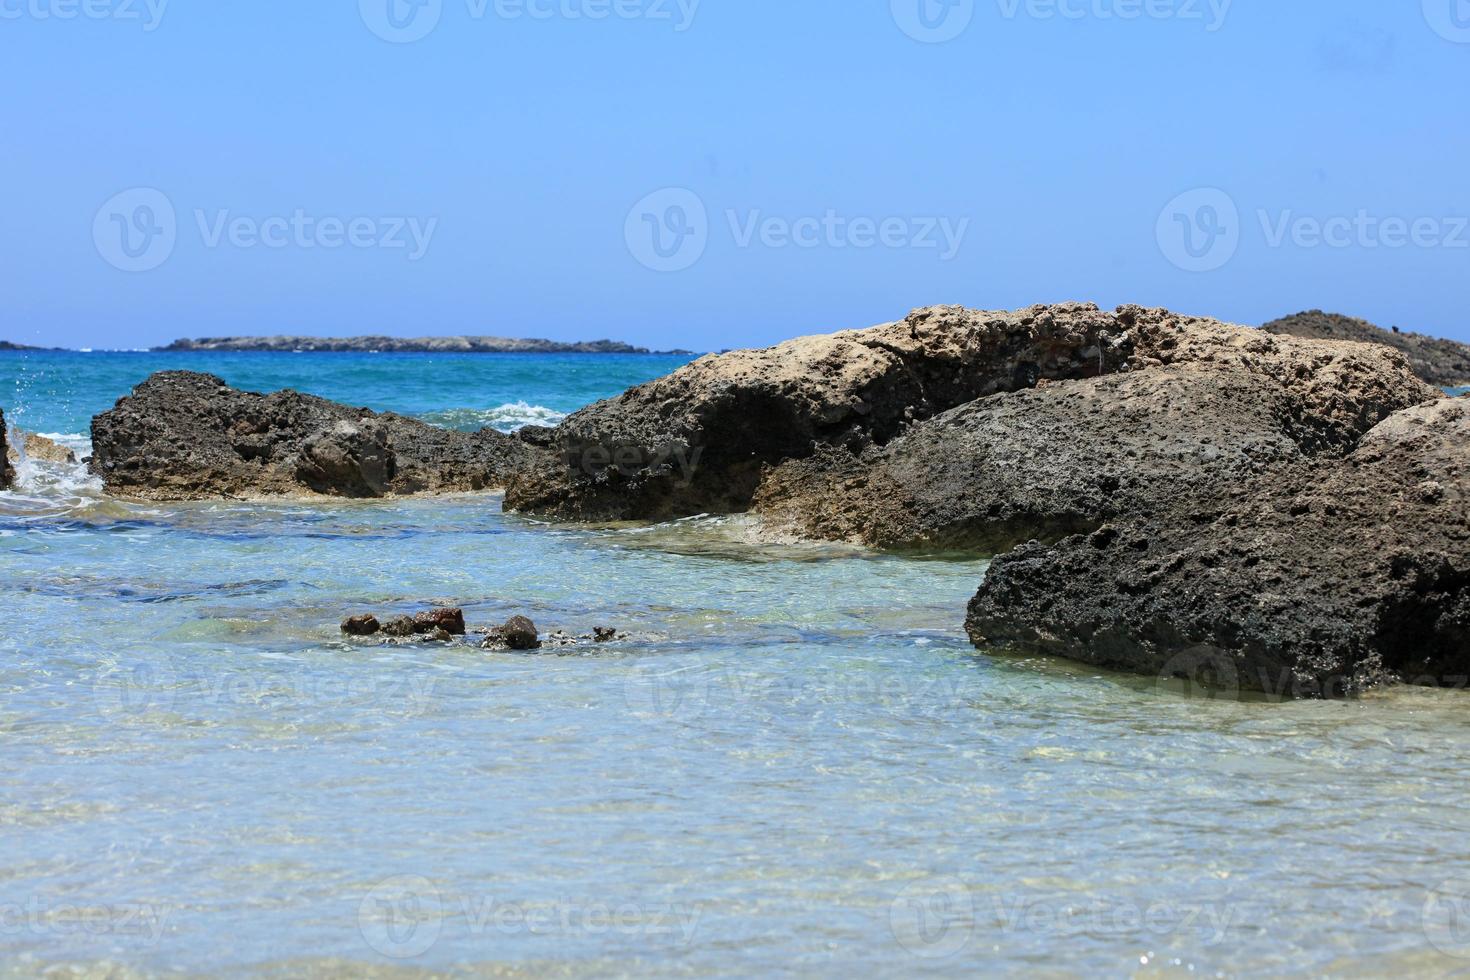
[2,0,1467,350]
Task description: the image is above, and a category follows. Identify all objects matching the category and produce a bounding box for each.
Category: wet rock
[413,608,466,636]
[1263,310,1470,388]
[0,408,11,490]
[381,616,418,638]
[593,626,619,643]
[481,615,541,651]
[5,430,78,466]
[341,614,381,636]
[89,371,535,500]
[965,398,1470,698]
[504,303,1138,521]
[754,334,1435,551]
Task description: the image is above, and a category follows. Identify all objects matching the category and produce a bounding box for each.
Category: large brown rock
[1263,310,1470,389]
[0,408,12,490]
[90,371,534,500]
[965,398,1470,697]
[754,314,1438,551]
[6,430,78,466]
[503,303,1137,521]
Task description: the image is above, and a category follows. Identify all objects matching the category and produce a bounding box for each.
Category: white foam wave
[419,403,568,433]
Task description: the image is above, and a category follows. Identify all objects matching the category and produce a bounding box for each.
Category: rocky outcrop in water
[91,372,534,500]
[965,398,1470,697]
[0,409,12,490]
[6,430,77,466]
[1262,310,1470,388]
[157,336,666,354]
[753,315,1437,550]
[504,303,1137,520]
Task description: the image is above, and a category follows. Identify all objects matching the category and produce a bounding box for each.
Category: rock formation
[966,398,1470,697]
[1263,310,1470,388]
[754,313,1437,550]
[505,303,1137,520]
[0,409,12,490]
[90,372,533,500]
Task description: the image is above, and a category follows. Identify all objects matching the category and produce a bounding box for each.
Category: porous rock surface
[965,398,1470,696]
[504,303,1136,521]
[753,312,1438,551]
[90,371,533,500]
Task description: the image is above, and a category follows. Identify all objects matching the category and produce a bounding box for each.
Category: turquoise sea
[4,350,1470,977]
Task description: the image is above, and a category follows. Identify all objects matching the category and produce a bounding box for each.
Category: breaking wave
[417,403,568,433]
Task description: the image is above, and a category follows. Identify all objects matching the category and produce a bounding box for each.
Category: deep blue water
[3,351,1470,977]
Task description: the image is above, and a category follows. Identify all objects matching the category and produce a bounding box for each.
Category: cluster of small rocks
[341,608,625,652]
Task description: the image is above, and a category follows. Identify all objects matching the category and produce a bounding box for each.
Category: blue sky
[2,0,1467,350]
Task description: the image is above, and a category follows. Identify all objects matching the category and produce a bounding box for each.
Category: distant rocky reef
[156,336,691,355]
[1263,310,1470,388]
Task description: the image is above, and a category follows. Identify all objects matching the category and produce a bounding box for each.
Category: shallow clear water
[3,352,1470,977]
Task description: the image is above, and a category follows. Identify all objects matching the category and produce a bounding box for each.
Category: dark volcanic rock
[482,615,540,651]
[90,372,534,500]
[504,303,1138,521]
[0,408,12,490]
[341,614,381,636]
[414,608,466,636]
[965,398,1470,697]
[1263,310,1470,388]
[754,317,1437,551]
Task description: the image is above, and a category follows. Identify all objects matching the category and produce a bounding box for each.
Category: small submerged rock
[482,615,541,651]
[414,608,466,636]
[341,614,381,636]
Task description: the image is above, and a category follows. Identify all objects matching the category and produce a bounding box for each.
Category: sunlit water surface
[3,351,1470,977]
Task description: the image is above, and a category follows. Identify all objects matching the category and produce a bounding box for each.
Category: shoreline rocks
[965,397,1470,697]
[91,372,534,500]
[1262,310,1470,389]
[505,303,1137,521]
[753,315,1437,551]
[6,430,78,466]
[0,409,12,490]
